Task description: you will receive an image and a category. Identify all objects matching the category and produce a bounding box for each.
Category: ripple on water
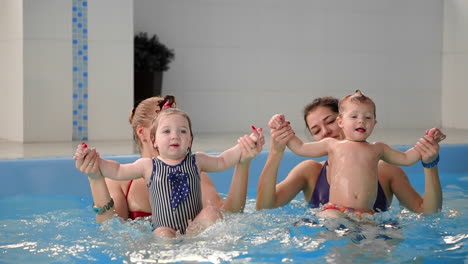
[0,192,466,263]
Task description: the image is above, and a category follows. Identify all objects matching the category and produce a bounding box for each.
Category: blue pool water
[0,145,467,263]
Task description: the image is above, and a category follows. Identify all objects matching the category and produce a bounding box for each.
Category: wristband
[421,154,439,168]
[92,198,114,214]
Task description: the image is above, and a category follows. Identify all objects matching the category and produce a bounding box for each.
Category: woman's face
[305,105,344,141]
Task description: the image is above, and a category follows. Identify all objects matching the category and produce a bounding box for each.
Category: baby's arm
[380,143,421,166]
[74,142,149,181]
[381,128,446,166]
[287,136,330,158]
[98,157,150,181]
[268,114,329,157]
[197,128,263,172]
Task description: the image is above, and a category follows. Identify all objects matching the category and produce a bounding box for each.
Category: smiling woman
[0,145,467,263]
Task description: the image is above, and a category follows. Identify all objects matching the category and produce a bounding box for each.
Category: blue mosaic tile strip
[72,0,88,141]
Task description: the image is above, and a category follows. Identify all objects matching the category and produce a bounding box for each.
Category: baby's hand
[425,128,446,143]
[238,126,265,163]
[268,114,287,130]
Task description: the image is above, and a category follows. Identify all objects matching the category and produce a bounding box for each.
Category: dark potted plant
[134,32,175,107]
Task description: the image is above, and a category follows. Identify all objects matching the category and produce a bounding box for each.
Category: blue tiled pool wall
[72,0,89,141]
[1,145,467,197]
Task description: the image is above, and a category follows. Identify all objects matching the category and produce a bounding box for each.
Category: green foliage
[134,32,175,72]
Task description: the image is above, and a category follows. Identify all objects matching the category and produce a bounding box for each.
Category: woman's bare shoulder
[291,159,324,178]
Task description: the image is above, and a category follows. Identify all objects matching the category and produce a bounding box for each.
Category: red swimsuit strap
[125,179,133,198]
[125,179,152,220]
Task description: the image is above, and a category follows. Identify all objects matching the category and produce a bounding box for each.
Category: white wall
[442,0,468,129]
[0,0,24,142]
[1,0,465,143]
[87,0,133,141]
[23,0,73,142]
[134,0,444,134]
[0,0,133,142]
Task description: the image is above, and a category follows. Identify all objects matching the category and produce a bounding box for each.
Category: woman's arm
[256,126,289,209]
[385,135,442,214]
[75,146,117,222]
[200,128,265,213]
[414,135,442,213]
[223,129,264,213]
[256,126,321,209]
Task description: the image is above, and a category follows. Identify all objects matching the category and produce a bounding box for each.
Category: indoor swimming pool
[0,145,467,263]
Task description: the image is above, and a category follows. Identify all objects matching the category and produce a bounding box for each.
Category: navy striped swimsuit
[148,154,203,234]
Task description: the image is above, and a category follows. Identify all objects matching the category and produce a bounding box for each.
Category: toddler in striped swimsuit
[94,108,263,237]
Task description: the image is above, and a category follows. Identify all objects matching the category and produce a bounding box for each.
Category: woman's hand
[415,128,446,164]
[74,143,102,179]
[270,122,295,153]
[415,135,440,164]
[238,126,265,164]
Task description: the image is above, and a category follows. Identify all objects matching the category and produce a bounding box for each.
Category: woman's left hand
[415,135,440,164]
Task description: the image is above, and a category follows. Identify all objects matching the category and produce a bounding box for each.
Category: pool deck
[0,127,467,159]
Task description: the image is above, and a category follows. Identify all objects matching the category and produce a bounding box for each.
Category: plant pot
[134,71,163,107]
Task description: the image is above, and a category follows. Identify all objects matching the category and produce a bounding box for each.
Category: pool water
[0,146,467,263]
[1,179,466,264]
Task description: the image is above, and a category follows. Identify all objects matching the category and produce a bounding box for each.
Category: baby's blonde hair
[338,90,376,118]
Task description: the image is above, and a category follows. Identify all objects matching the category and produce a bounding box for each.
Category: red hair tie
[162,100,174,109]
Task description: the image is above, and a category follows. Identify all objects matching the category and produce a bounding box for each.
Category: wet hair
[150,107,194,150]
[338,90,376,118]
[303,96,339,130]
[129,95,176,153]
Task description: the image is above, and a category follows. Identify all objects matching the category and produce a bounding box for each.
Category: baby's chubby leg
[185,206,223,237]
[153,227,177,238]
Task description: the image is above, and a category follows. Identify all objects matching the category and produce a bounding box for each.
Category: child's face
[153,114,192,160]
[337,101,376,142]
